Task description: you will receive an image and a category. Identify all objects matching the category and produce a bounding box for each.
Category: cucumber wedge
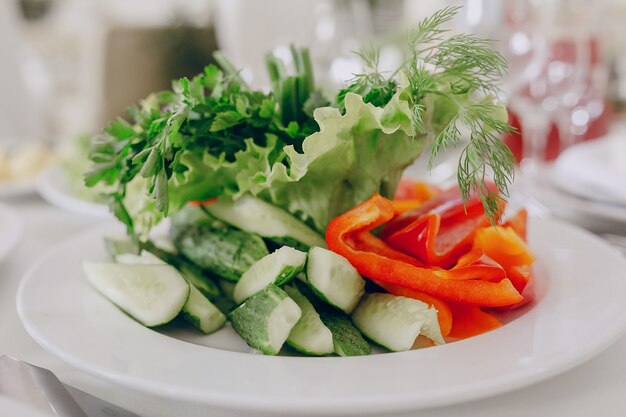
[351,293,444,352]
[182,285,227,334]
[230,284,301,355]
[319,310,371,356]
[172,225,269,282]
[284,285,334,356]
[204,195,326,249]
[233,246,307,304]
[83,262,189,327]
[116,248,233,316]
[295,280,370,356]
[140,241,223,301]
[306,247,365,314]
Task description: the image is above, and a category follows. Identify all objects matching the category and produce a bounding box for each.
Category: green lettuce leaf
[257,92,423,232]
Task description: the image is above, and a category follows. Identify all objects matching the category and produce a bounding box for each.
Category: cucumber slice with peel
[233,246,307,304]
[230,284,302,355]
[83,262,189,327]
[204,195,326,249]
[284,285,334,356]
[306,247,365,314]
[113,250,230,327]
[351,293,445,352]
[295,280,370,356]
[182,285,227,334]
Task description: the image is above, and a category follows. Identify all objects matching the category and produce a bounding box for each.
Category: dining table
[2,193,626,417]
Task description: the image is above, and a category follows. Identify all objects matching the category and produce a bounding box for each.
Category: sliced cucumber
[295,280,370,356]
[83,262,189,327]
[182,285,227,334]
[172,225,269,282]
[204,195,326,249]
[351,293,444,352]
[230,284,301,355]
[233,246,307,304]
[104,236,139,258]
[306,247,365,314]
[284,285,334,356]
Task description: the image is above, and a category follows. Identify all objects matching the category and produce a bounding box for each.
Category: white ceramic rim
[36,167,111,219]
[17,217,626,416]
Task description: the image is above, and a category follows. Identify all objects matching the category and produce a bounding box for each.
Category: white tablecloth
[2,196,626,417]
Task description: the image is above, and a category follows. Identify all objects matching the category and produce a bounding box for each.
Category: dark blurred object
[102,24,217,124]
[19,0,52,21]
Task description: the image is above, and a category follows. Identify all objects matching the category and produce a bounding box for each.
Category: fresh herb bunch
[86,6,515,236]
[339,6,515,220]
[86,47,324,235]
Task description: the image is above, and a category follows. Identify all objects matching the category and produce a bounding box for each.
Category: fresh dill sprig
[343,6,516,222]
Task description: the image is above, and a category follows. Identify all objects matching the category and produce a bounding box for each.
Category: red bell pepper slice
[443,248,506,282]
[385,210,491,268]
[382,185,492,240]
[326,194,524,307]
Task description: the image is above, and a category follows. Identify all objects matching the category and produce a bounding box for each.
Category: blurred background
[2,0,626,233]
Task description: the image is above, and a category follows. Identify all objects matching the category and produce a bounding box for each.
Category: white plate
[552,136,626,207]
[0,179,38,199]
[17,218,626,416]
[37,167,111,218]
[0,396,51,417]
[0,203,22,263]
[531,170,626,230]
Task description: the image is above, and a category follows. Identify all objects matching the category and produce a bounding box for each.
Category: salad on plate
[81,7,535,356]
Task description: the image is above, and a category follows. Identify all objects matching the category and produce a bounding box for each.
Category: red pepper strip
[348,231,425,267]
[503,209,528,241]
[382,185,494,240]
[326,194,524,307]
[377,281,453,337]
[441,248,506,282]
[189,198,217,207]
[447,304,502,339]
[385,210,491,269]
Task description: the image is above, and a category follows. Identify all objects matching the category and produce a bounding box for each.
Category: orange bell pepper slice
[447,304,502,339]
[498,264,535,309]
[473,226,535,278]
[394,178,440,201]
[326,194,523,307]
[503,209,528,241]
